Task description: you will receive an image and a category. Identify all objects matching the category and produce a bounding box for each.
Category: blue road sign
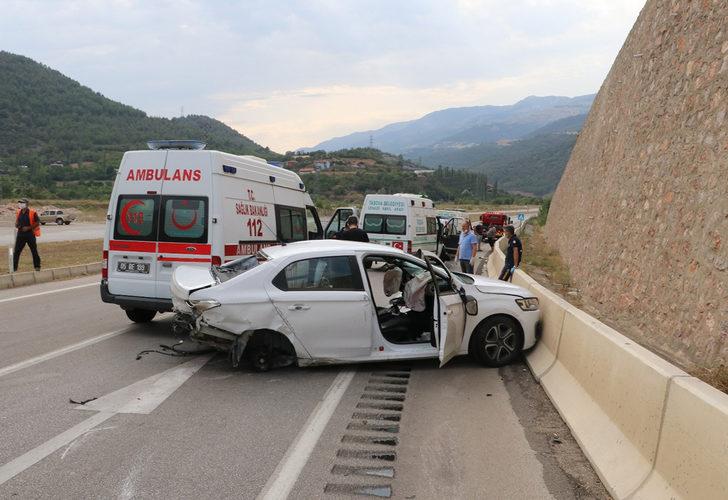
[517,213,525,221]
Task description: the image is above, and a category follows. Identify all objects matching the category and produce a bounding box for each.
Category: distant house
[314,160,331,170]
[285,160,298,168]
[299,167,316,174]
[413,169,434,176]
[49,161,64,168]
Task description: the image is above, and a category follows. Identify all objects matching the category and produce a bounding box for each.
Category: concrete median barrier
[540,307,687,498]
[0,262,101,289]
[632,377,728,499]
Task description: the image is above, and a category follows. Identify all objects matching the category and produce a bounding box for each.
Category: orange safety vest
[16,209,41,237]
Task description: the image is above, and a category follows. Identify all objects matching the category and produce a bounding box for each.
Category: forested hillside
[0,51,279,199]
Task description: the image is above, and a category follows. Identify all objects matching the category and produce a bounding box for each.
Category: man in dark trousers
[335,216,369,242]
[498,225,522,281]
[14,198,42,271]
[13,198,40,271]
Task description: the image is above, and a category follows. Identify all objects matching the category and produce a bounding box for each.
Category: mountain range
[307,94,594,196]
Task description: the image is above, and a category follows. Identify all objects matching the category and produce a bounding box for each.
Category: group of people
[332,214,522,281]
[455,219,522,281]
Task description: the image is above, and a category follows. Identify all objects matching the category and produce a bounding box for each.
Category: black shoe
[35,267,41,271]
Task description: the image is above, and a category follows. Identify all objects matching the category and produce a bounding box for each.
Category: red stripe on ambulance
[109,240,157,252]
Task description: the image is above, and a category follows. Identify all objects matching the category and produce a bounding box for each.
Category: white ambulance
[101,140,323,323]
[357,193,439,254]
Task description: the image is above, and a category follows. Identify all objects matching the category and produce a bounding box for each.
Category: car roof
[262,240,406,260]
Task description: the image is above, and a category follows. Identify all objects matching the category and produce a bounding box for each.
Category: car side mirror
[464,295,478,316]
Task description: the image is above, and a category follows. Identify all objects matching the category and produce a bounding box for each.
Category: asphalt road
[0,223,106,245]
[0,258,606,498]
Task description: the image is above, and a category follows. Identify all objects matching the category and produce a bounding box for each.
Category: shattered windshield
[212,254,266,283]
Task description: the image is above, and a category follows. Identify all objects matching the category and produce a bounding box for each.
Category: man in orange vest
[14,198,41,272]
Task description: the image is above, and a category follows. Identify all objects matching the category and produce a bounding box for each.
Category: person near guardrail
[498,225,521,282]
[485,224,497,251]
[14,198,42,272]
[455,220,478,273]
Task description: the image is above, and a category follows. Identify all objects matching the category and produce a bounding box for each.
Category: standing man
[499,225,522,281]
[485,224,498,251]
[455,220,478,273]
[14,198,41,272]
[335,216,369,242]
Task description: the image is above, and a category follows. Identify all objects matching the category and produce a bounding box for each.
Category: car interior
[363,255,440,346]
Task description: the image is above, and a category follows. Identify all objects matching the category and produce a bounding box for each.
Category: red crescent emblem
[171,208,198,231]
[120,199,144,236]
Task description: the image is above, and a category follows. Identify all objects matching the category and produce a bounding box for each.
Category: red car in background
[480,212,510,237]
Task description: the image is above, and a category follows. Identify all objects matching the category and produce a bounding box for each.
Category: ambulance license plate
[117,262,150,274]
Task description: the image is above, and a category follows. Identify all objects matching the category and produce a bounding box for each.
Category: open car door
[423,255,466,367]
[324,207,358,238]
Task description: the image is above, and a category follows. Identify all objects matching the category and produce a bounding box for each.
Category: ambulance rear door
[107,151,166,298]
[155,150,212,299]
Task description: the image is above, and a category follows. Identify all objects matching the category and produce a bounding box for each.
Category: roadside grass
[0,238,102,274]
[520,221,581,307]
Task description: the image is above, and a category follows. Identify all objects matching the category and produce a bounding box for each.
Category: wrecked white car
[171,240,541,371]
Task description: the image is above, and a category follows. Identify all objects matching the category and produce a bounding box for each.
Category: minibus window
[363,214,384,233]
[276,206,306,242]
[160,196,208,243]
[385,216,406,235]
[114,195,158,241]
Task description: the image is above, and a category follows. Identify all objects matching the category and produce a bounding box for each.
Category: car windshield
[212,253,268,283]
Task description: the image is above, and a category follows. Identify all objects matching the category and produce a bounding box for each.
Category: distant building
[314,160,331,170]
[285,160,298,168]
[267,160,284,168]
[299,167,316,174]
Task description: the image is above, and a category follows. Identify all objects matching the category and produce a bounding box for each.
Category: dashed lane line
[0,327,129,378]
[257,370,356,500]
[0,282,97,305]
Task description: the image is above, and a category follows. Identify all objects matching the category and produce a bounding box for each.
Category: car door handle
[162,262,172,268]
[288,304,311,311]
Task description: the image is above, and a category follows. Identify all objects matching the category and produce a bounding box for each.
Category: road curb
[0,262,101,290]
[488,222,728,499]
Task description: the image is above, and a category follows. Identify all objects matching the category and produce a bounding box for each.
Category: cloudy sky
[1,0,645,151]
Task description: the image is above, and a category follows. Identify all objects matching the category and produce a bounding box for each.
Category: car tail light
[102,250,108,279]
[211,255,222,266]
[407,241,412,253]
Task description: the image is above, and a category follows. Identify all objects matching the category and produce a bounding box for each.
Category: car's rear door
[267,255,374,359]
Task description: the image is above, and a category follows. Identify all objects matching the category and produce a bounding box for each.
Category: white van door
[107,150,167,298]
[155,150,211,299]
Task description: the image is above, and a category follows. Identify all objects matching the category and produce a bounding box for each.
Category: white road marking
[0,354,213,485]
[60,426,116,460]
[0,411,115,485]
[0,328,129,378]
[78,353,214,414]
[0,282,96,305]
[257,370,356,500]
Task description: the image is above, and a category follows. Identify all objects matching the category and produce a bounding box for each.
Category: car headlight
[188,299,221,314]
[515,297,539,311]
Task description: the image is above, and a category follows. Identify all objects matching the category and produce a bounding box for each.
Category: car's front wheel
[56,218,64,225]
[125,309,156,323]
[469,315,523,367]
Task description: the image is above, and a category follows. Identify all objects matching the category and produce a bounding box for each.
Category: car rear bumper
[100,279,173,312]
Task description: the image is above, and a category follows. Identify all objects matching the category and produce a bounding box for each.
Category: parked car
[39,209,76,225]
[170,240,541,371]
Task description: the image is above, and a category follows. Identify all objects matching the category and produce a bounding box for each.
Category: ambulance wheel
[56,218,64,225]
[125,309,156,323]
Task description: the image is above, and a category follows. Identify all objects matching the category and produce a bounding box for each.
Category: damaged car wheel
[247,347,272,372]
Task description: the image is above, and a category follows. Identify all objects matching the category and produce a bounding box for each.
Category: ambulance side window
[159,196,208,243]
[276,205,306,242]
[114,195,158,241]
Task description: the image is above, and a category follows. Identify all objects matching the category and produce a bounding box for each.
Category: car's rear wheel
[40,222,46,225]
[125,309,156,323]
[64,221,71,225]
[56,218,64,225]
[469,315,523,367]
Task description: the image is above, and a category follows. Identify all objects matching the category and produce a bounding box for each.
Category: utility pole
[369,135,374,149]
